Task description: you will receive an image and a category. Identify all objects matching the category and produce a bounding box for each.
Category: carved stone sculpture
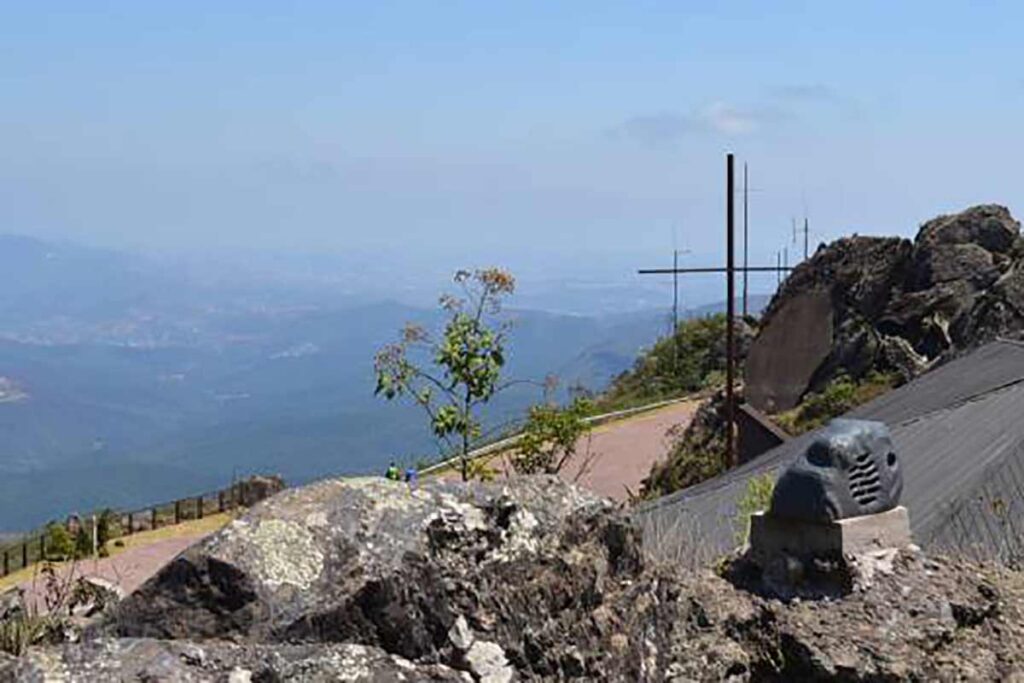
[769,419,903,522]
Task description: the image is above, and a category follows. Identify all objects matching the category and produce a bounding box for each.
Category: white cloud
[613,102,786,146]
[702,102,759,135]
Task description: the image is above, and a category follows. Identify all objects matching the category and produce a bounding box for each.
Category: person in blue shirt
[404,467,418,488]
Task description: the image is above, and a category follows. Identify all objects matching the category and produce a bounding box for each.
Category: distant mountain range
[0,234,770,530]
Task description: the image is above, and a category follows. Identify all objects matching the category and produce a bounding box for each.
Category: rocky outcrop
[8,475,1024,680]
[2,640,469,681]
[104,476,643,680]
[746,205,1024,411]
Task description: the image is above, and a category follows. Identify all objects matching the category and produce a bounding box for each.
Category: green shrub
[73,525,92,559]
[0,612,49,657]
[600,315,744,410]
[511,398,593,475]
[44,522,74,561]
[96,509,121,548]
[734,474,775,545]
[775,371,899,435]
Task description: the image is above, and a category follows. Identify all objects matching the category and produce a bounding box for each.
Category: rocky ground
[4,475,1024,681]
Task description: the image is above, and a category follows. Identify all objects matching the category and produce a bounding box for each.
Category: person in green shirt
[385,462,400,481]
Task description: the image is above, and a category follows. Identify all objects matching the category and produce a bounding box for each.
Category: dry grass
[0,512,235,592]
[638,510,726,573]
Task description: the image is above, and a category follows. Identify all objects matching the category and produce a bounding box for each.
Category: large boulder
[745,204,1024,411]
[13,545,1024,680]
[107,476,642,679]
[9,476,1024,679]
[1,639,468,681]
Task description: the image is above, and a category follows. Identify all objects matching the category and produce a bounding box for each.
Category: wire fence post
[152,507,159,531]
[127,512,134,536]
[196,496,204,520]
[218,490,226,513]
[39,535,45,562]
[21,542,27,570]
[174,500,181,525]
[2,550,8,577]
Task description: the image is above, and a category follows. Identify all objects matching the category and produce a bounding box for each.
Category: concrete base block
[749,506,911,561]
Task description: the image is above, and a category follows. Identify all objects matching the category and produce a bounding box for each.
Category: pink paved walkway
[487,400,699,501]
[17,534,210,610]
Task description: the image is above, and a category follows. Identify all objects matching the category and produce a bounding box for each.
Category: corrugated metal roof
[636,339,1024,561]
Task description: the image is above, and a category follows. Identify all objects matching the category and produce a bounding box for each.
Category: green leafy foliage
[0,563,79,656]
[774,371,899,435]
[74,525,92,559]
[511,398,593,475]
[44,522,74,561]
[374,268,516,480]
[734,473,776,545]
[599,315,751,411]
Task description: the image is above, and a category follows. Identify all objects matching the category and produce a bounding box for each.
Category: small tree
[375,268,516,481]
[44,523,74,561]
[511,397,594,476]
[73,525,92,559]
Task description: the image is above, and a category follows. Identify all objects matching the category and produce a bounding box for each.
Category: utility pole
[725,153,736,469]
[637,155,793,472]
[672,248,678,375]
[803,216,810,260]
[742,163,749,317]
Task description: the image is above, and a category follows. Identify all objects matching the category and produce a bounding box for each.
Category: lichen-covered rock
[12,477,1024,680]
[108,475,643,679]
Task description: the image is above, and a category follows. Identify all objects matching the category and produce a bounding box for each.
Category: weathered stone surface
[236,474,287,507]
[0,639,469,682]
[9,476,1024,679]
[915,204,1021,254]
[750,506,912,563]
[108,475,643,679]
[746,204,1024,411]
[746,288,834,411]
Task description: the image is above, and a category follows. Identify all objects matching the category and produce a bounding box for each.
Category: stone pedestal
[749,506,911,561]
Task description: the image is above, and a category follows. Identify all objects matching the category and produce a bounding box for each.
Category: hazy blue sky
[2,2,1023,286]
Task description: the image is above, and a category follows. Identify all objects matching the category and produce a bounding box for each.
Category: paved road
[16,535,211,611]
[488,400,699,501]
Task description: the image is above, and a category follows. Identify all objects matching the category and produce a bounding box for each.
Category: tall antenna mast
[743,163,749,317]
[725,153,736,469]
[803,216,810,260]
[672,247,678,373]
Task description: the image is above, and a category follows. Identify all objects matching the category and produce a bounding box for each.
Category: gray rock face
[746,204,1024,411]
[1,639,469,681]
[107,475,642,678]
[770,419,903,522]
[9,477,1024,680]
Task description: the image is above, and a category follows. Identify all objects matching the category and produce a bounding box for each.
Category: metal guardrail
[0,478,276,579]
[419,397,691,476]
